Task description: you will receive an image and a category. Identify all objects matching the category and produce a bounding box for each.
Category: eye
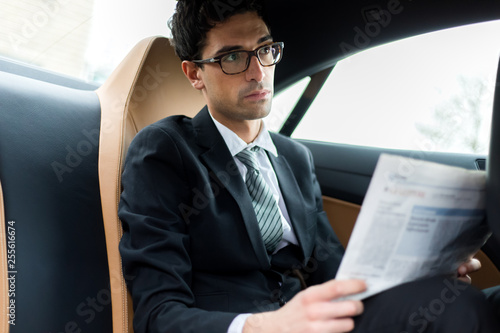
[259,45,274,55]
[222,52,242,63]
[259,45,272,55]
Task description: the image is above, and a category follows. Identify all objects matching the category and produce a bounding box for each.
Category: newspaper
[335,154,491,300]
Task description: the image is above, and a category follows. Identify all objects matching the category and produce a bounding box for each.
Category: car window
[291,20,500,155]
[0,0,177,84]
[266,76,311,132]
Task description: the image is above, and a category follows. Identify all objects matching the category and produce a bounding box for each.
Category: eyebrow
[213,35,273,56]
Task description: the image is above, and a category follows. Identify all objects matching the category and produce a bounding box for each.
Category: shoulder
[124,115,198,168]
[139,115,194,138]
[130,115,195,148]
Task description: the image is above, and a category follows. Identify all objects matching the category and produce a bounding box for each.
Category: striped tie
[236,147,283,253]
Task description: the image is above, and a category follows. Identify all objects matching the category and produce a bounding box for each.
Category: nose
[245,54,265,82]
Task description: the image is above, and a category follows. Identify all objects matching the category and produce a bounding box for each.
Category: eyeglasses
[192,42,284,75]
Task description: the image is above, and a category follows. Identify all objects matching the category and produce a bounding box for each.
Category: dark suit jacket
[118,107,345,333]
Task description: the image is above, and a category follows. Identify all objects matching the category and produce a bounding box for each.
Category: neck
[234,120,262,144]
[211,112,263,144]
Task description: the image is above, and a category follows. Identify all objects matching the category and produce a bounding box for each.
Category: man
[118,1,499,332]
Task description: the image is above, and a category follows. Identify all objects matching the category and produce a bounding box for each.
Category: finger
[457,274,472,284]
[306,318,357,333]
[458,258,481,276]
[306,300,364,320]
[304,279,367,303]
[324,318,357,333]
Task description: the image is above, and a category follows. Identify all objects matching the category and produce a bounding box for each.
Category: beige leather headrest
[98,36,205,163]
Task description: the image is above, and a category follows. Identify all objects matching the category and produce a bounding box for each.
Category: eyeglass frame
[191,42,284,75]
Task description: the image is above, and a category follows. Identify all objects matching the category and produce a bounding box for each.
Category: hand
[243,279,366,333]
[457,258,481,284]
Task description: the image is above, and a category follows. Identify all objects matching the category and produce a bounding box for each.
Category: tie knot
[236,147,260,171]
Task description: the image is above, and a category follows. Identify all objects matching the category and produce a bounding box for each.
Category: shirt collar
[209,110,278,157]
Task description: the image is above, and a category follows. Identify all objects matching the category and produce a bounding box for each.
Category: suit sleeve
[118,125,238,333]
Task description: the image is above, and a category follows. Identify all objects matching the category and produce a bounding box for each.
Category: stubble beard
[235,83,273,120]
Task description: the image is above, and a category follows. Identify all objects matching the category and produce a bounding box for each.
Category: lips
[244,89,271,101]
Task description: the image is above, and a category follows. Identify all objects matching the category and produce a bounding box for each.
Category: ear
[182,61,205,90]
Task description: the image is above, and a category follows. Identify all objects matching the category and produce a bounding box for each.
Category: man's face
[196,11,275,123]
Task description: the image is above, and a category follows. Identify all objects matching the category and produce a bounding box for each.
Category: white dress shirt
[209,112,299,250]
[208,112,298,333]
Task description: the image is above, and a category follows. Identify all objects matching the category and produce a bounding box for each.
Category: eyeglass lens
[220,44,281,74]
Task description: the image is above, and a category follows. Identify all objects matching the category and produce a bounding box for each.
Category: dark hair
[168,0,270,61]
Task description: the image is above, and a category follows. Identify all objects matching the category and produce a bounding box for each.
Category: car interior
[1,0,500,332]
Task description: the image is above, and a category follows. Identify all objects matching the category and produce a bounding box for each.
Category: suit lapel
[267,152,311,261]
[193,108,270,268]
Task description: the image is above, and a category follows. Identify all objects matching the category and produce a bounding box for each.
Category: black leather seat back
[0,71,111,332]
